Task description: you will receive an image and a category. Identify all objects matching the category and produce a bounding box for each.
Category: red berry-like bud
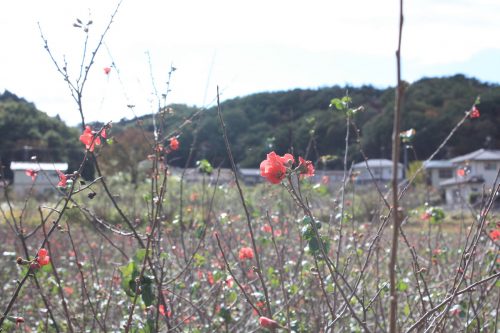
[38,248,48,258]
[259,316,279,330]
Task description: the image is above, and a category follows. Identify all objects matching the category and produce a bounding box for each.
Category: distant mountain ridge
[111,74,499,168]
[2,74,499,176]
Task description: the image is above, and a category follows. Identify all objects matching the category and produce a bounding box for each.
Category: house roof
[439,175,484,187]
[10,162,68,171]
[238,168,261,176]
[353,159,403,168]
[423,160,454,169]
[450,149,500,164]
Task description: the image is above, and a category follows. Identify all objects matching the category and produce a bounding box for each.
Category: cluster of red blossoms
[238,247,254,260]
[169,137,180,151]
[490,228,500,241]
[31,248,50,270]
[260,151,314,184]
[56,170,68,188]
[470,105,480,119]
[79,125,107,152]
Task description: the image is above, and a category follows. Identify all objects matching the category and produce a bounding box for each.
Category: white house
[423,160,454,188]
[10,162,68,197]
[167,166,234,185]
[440,149,500,206]
[352,159,403,185]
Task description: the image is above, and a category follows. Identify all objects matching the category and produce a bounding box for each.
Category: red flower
[225,276,234,288]
[56,170,67,188]
[261,224,272,233]
[104,67,111,75]
[280,153,295,166]
[238,247,254,260]
[298,156,315,177]
[15,317,24,327]
[259,316,279,330]
[169,137,179,151]
[470,105,480,119]
[64,286,74,295]
[159,304,172,317]
[38,248,48,257]
[80,126,101,152]
[420,212,431,221]
[207,271,214,285]
[25,169,38,181]
[456,168,466,177]
[36,248,50,266]
[260,152,287,184]
[490,229,500,241]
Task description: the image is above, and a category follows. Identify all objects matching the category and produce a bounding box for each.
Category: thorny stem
[389,0,404,332]
[333,113,350,322]
[216,86,273,317]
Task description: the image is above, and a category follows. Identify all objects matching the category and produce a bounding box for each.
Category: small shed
[10,161,68,197]
[352,159,403,185]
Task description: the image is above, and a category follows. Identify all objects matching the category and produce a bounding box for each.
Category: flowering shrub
[259,151,314,184]
[1,10,496,332]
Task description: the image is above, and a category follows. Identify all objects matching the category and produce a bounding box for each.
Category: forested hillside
[0,91,90,179]
[2,74,499,180]
[112,74,500,169]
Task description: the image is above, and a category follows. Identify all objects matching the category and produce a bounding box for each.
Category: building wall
[455,160,498,187]
[428,168,453,188]
[354,166,403,182]
[478,161,499,186]
[444,184,479,207]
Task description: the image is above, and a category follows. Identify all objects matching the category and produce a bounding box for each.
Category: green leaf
[227,290,238,303]
[193,253,206,267]
[119,261,137,297]
[141,276,154,306]
[397,280,408,292]
[134,249,147,264]
[403,304,410,317]
[218,305,232,323]
[196,159,213,174]
[329,98,344,111]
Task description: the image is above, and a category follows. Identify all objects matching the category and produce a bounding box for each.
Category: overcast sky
[1,0,499,126]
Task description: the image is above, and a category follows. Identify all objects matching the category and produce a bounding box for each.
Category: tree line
[1,74,499,181]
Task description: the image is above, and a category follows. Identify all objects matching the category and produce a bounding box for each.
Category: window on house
[484,162,497,171]
[438,169,452,179]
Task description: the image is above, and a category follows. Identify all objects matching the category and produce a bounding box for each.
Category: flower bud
[259,316,279,330]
